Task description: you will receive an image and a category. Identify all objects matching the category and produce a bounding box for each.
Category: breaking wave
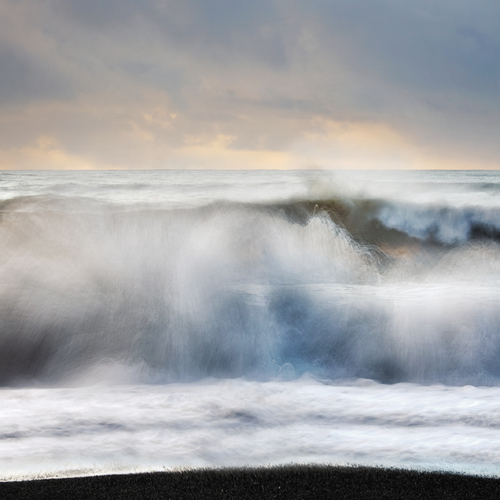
[1,193,500,386]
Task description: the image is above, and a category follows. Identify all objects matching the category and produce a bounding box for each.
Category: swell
[3,193,500,247]
[1,195,500,387]
[263,198,500,248]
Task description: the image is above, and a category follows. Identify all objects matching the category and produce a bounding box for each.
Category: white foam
[1,379,500,480]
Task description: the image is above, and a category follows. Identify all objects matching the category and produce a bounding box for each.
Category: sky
[0,0,499,170]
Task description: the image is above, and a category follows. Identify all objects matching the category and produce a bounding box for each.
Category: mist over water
[2,170,500,479]
[1,170,500,386]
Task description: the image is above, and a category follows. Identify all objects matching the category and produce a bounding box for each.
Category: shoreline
[1,465,499,499]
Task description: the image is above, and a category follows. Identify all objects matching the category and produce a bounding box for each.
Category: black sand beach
[1,465,499,499]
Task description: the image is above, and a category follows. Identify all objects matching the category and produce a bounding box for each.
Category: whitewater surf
[1,169,500,480]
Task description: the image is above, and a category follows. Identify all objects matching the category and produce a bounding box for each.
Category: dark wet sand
[1,465,499,499]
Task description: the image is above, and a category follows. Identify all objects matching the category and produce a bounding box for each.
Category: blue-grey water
[1,169,500,480]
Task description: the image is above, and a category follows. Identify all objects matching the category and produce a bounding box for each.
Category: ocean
[1,169,500,480]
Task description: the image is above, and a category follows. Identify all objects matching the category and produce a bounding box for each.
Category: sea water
[1,169,500,480]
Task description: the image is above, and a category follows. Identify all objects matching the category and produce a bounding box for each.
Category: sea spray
[0,198,369,384]
[2,170,500,480]
[1,183,500,386]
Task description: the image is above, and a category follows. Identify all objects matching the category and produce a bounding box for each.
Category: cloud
[0,135,101,170]
[0,46,72,107]
[0,0,499,169]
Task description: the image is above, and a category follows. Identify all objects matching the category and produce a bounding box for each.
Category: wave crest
[1,195,500,386]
